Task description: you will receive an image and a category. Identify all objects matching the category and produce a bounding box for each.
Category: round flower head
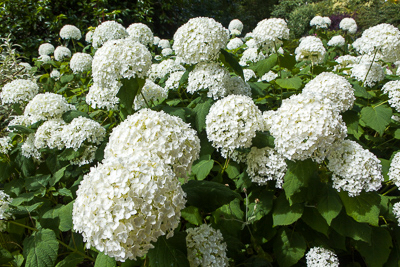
[334,55,358,73]
[86,82,120,110]
[352,23,400,62]
[60,24,82,40]
[165,71,185,90]
[54,46,71,61]
[50,69,60,79]
[133,79,168,110]
[104,109,200,179]
[246,38,258,48]
[227,37,244,50]
[306,247,339,267]
[70,53,92,73]
[269,92,347,162]
[295,36,326,64]
[327,140,383,197]
[187,62,231,99]
[38,55,51,64]
[243,69,256,82]
[246,147,287,188]
[382,80,400,112]
[239,48,266,66]
[0,190,12,220]
[252,18,289,51]
[147,59,185,81]
[0,79,39,105]
[92,21,129,49]
[85,30,94,43]
[350,63,385,87]
[205,95,263,156]
[34,119,66,150]
[173,17,229,64]
[228,19,243,36]
[21,133,40,160]
[393,202,400,226]
[161,48,173,57]
[302,72,355,113]
[339,17,357,34]
[38,43,55,56]
[73,156,186,261]
[126,23,153,46]
[388,151,400,187]
[186,224,229,267]
[310,16,331,29]
[158,39,171,49]
[260,70,278,82]
[226,76,252,97]
[153,36,160,46]
[327,35,345,47]
[0,136,12,154]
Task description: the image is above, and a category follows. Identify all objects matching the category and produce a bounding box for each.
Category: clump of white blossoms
[70,53,92,73]
[34,119,66,150]
[243,69,256,82]
[295,36,326,64]
[153,36,160,46]
[228,19,243,36]
[302,72,355,112]
[38,43,55,56]
[70,145,97,166]
[246,147,287,188]
[327,140,383,197]
[226,76,252,97]
[227,37,243,50]
[158,39,171,49]
[173,17,229,64]
[339,17,357,34]
[59,24,82,40]
[50,69,60,79]
[260,70,278,82]
[187,62,231,99]
[133,79,168,110]
[350,62,385,87]
[86,83,119,110]
[73,156,186,261]
[104,109,200,179]
[165,71,185,90]
[0,79,39,105]
[382,80,400,112]
[38,55,51,64]
[161,48,173,57]
[393,202,400,226]
[91,21,129,49]
[334,55,358,73]
[126,23,153,46]
[54,46,71,61]
[239,48,266,66]
[268,93,347,162]
[0,190,12,220]
[21,133,40,160]
[148,59,185,81]
[85,30,94,43]
[310,16,331,29]
[306,247,339,267]
[388,151,400,187]
[206,95,263,156]
[0,136,12,154]
[186,224,229,267]
[252,18,290,50]
[246,38,257,48]
[327,35,345,47]
[352,23,400,62]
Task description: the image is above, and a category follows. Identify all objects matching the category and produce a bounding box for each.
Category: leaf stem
[362,48,378,87]
[9,220,37,231]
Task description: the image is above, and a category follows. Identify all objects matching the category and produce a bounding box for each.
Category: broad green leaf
[273,228,306,267]
[339,191,380,226]
[352,82,373,99]
[62,110,91,123]
[273,194,304,226]
[360,105,392,135]
[58,147,85,161]
[11,192,35,206]
[280,53,296,70]
[59,202,73,232]
[0,161,14,183]
[49,166,67,187]
[193,97,214,132]
[55,253,84,267]
[226,161,240,179]
[247,189,274,222]
[394,129,400,139]
[181,206,202,226]
[212,198,244,237]
[179,66,194,86]
[60,74,74,84]
[7,125,34,134]
[0,247,13,264]
[380,158,390,182]
[275,76,302,90]
[94,252,116,267]
[15,153,35,177]
[331,211,372,243]
[117,77,145,118]
[301,207,329,237]
[219,49,244,79]
[191,155,214,180]
[251,131,275,149]
[23,229,59,267]
[148,235,190,267]
[15,202,44,215]
[250,54,278,77]
[316,186,342,225]
[25,174,51,191]
[342,110,360,137]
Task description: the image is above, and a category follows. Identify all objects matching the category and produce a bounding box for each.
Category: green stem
[140,91,151,109]
[9,220,37,231]
[362,48,378,87]
[383,186,397,196]
[372,100,388,108]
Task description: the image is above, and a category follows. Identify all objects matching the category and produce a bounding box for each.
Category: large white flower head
[302,72,355,112]
[310,16,331,29]
[133,79,168,110]
[388,151,400,187]
[269,93,347,162]
[147,59,185,81]
[73,156,186,261]
[306,247,339,267]
[339,17,357,34]
[54,46,71,61]
[187,62,231,99]
[34,119,66,150]
[393,202,400,226]
[327,35,345,47]
[104,109,200,179]
[260,70,278,82]
[92,21,129,49]
[70,53,93,73]
[0,136,12,154]
[382,80,400,112]
[228,19,243,36]
[246,147,287,188]
[252,18,289,51]
[0,190,12,220]
[158,39,171,49]
[352,23,400,62]
[226,76,252,97]
[295,36,326,64]
[186,224,229,267]
[350,63,385,87]
[19,62,32,71]
[239,48,266,66]
[0,79,39,105]
[126,23,153,46]
[165,71,185,90]
[206,95,263,156]
[227,37,244,50]
[327,140,383,197]
[86,83,120,110]
[173,17,229,64]
[60,24,82,40]
[38,43,55,56]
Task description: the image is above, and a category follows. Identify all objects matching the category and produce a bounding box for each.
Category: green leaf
[181,206,202,226]
[58,147,85,161]
[94,252,116,267]
[148,235,190,267]
[62,110,91,123]
[55,253,84,267]
[301,207,330,237]
[250,54,278,77]
[193,97,214,132]
[273,228,306,267]
[339,191,380,226]
[49,166,67,187]
[331,211,372,243]
[0,161,13,183]
[23,229,59,267]
[226,162,240,179]
[219,49,244,79]
[41,202,73,232]
[0,247,13,264]
[280,53,296,70]
[182,180,242,212]
[11,192,35,206]
[342,110,360,138]
[25,174,51,191]
[179,66,194,86]
[15,153,35,177]
[212,198,244,237]
[251,131,275,149]
[273,194,304,226]
[191,156,214,180]
[247,189,274,222]
[7,125,34,134]
[275,76,302,90]
[117,77,145,118]
[60,74,74,84]
[316,186,342,225]
[352,82,373,99]
[360,105,392,135]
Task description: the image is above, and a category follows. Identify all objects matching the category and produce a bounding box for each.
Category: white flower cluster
[310,16,332,29]
[158,39,170,49]
[38,55,51,64]
[165,71,185,90]
[227,37,244,50]
[352,23,400,62]
[173,17,229,64]
[206,95,263,157]
[85,30,94,43]
[21,133,40,159]
[50,70,60,79]
[38,43,55,56]
[393,202,400,226]
[306,247,339,267]
[70,145,97,166]
[0,79,39,105]
[0,190,12,220]
[60,24,82,40]
[0,136,12,154]
[335,55,358,72]
[19,62,32,71]
[239,48,266,66]
[153,36,160,45]
[92,21,129,49]
[133,79,168,110]
[295,36,326,64]
[327,140,383,197]
[252,18,290,50]
[226,76,252,97]
[187,62,231,99]
[73,156,186,261]
[339,17,357,34]
[243,69,256,82]
[382,80,400,112]
[148,59,185,81]
[350,63,385,87]
[186,224,229,267]
[388,151,400,187]
[260,70,278,82]
[34,119,66,150]
[126,23,153,46]
[70,53,93,73]
[86,83,119,110]
[162,48,173,57]
[327,35,345,47]
[246,147,287,188]
[54,46,71,61]
[228,19,243,36]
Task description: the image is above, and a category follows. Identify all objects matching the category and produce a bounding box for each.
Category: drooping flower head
[227,37,244,50]
[91,21,129,49]
[133,79,168,110]
[126,23,154,46]
[0,79,39,105]
[60,24,82,40]
[327,35,345,47]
